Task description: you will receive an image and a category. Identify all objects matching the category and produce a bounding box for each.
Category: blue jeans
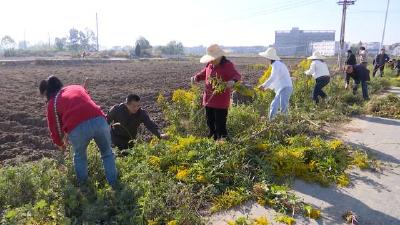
[353,79,369,100]
[313,76,330,103]
[269,87,293,120]
[68,116,118,185]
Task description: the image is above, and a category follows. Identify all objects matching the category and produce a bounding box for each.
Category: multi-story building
[274,27,335,56]
[310,41,349,56]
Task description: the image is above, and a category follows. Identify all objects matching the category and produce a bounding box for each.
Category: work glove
[190,76,196,85]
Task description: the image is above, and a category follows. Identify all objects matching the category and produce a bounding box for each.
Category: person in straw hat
[258,47,293,120]
[191,44,241,140]
[305,51,331,104]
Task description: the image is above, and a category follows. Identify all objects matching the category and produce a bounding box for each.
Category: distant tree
[161,40,184,55]
[67,28,96,51]
[79,28,96,51]
[135,36,151,50]
[1,35,16,57]
[1,35,16,50]
[68,28,80,51]
[135,43,141,57]
[55,37,67,51]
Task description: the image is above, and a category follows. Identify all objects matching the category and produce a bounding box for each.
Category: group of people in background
[38,43,398,187]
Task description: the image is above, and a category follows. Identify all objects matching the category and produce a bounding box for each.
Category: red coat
[46,85,105,146]
[194,60,241,109]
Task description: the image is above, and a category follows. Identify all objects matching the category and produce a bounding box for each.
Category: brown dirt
[0,57,285,166]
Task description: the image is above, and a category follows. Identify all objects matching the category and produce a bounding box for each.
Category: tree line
[0,29,185,57]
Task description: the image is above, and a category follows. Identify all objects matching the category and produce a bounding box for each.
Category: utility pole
[48,33,51,48]
[96,13,99,51]
[337,0,355,70]
[380,0,390,49]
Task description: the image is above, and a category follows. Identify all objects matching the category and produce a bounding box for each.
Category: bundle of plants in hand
[209,75,227,94]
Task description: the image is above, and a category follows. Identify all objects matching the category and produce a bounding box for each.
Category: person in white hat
[191,44,241,140]
[305,51,331,103]
[258,47,293,120]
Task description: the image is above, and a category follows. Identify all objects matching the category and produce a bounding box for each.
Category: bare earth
[0,57,271,166]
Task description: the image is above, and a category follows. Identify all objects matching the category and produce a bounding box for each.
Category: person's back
[359,49,368,63]
[48,85,104,134]
[40,76,117,187]
[353,64,370,81]
[270,60,293,91]
[346,51,357,65]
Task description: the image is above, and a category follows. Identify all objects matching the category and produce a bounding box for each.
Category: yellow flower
[310,209,321,219]
[147,219,158,225]
[253,216,269,225]
[172,89,195,108]
[195,174,207,183]
[274,215,296,225]
[148,156,161,167]
[311,138,323,148]
[308,160,318,170]
[257,66,272,86]
[257,198,267,206]
[156,93,166,105]
[256,143,270,151]
[227,221,236,225]
[337,174,350,187]
[329,140,343,150]
[176,168,189,181]
[167,220,178,225]
[171,136,199,153]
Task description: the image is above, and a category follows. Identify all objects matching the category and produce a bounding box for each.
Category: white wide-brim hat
[308,51,325,60]
[200,44,225,63]
[259,47,281,60]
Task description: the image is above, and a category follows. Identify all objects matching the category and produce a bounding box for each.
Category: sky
[0,0,399,48]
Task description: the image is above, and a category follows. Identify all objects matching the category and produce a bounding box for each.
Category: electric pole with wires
[337,0,356,70]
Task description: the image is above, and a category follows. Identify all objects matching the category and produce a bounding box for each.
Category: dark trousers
[205,107,228,140]
[373,64,384,77]
[111,134,131,150]
[353,79,369,100]
[313,76,330,103]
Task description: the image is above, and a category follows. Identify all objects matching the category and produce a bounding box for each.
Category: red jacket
[46,85,105,146]
[194,60,241,109]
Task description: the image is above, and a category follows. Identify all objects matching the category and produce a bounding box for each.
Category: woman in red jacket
[39,76,117,186]
[191,44,241,140]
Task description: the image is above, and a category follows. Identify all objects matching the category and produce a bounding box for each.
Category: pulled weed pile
[0,60,391,225]
[367,94,400,119]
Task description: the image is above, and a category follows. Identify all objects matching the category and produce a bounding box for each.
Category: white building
[309,41,349,56]
[363,42,381,55]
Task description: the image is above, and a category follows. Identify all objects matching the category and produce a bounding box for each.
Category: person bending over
[107,94,166,150]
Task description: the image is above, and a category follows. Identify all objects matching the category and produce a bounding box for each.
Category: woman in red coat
[191,44,241,140]
[39,76,117,186]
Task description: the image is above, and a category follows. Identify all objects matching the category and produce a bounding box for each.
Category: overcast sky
[0,0,399,48]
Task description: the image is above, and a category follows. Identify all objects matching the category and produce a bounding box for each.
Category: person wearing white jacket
[305,52,331,103]
[258,47,293,120]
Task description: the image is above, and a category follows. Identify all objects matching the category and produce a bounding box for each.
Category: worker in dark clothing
[372,48,390,77]
[395,59,400,77]
[107,94,166,151]
[345,64,370,100]
[345,50,357,66]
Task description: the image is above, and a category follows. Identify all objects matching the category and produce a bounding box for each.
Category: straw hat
[308,51,325,60]
[259,47,280,60]
[200,44,225,64]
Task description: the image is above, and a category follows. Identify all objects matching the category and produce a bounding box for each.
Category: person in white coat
[305,52,331,103]
[258,47,293,120]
